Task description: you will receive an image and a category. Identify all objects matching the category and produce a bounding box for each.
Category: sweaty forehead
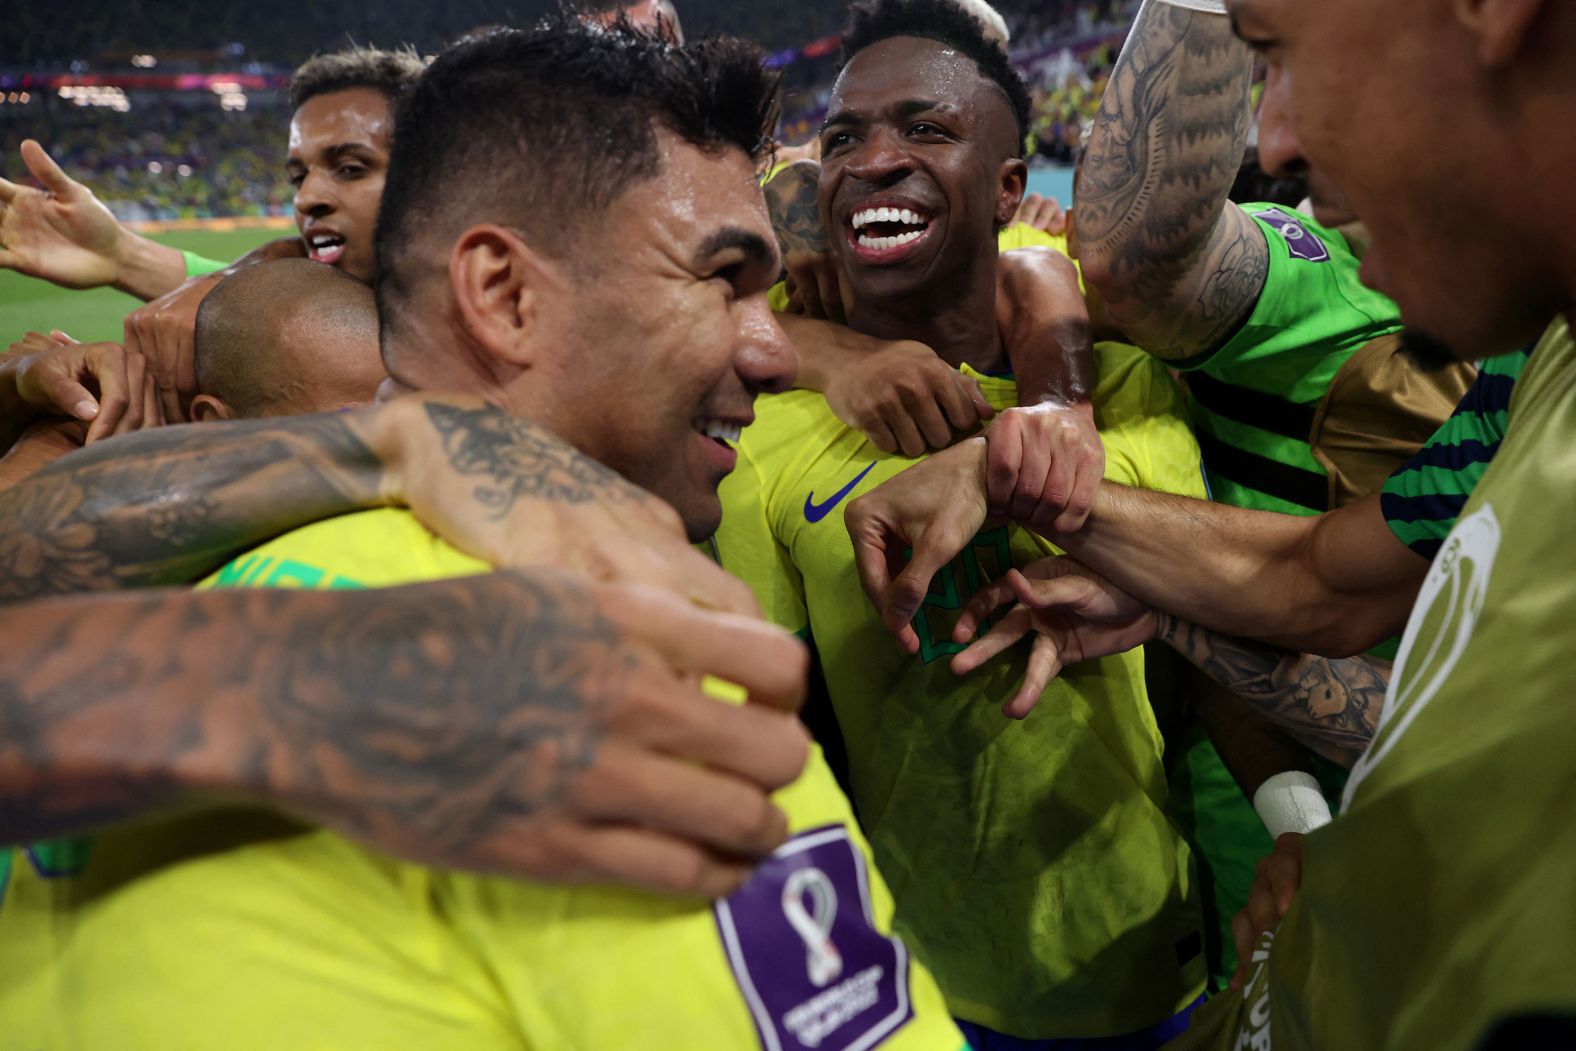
[288,88,392,154]
[595,132,775,266]
[831,36,1012,135]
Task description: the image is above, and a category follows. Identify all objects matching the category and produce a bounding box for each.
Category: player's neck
[846,259,1005,373]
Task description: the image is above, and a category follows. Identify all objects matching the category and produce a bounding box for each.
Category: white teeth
[850,207,931,231]
[309,234,343,248]
[856,228,926,251]
[701,420,741,443]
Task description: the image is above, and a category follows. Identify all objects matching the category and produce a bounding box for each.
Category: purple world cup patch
[715,825,915,1051]
[1258,207,1332,263]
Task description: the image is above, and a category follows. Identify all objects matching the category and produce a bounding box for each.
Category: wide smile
[846,204,937,266]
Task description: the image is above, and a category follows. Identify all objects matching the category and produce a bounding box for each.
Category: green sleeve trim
[1385,462,1484,502]
[182,250,229,278]
[1385,516,1450,551]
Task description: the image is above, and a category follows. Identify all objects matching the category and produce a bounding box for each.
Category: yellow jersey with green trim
[713,344,1209,1039]
[0,509,966,1051]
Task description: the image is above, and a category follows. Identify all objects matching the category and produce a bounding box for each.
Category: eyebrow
[822,97,951,133]
[695,227,779,272]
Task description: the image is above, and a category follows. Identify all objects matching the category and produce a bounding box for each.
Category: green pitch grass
[0,228,282,347]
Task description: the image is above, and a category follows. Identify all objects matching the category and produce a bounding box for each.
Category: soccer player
[0,22,968,1050]
[715,1,1210,1045]
[1065,0,1489,987]
[0,259,385,488]
[851,0,1576,1040]
[0,47,423,420]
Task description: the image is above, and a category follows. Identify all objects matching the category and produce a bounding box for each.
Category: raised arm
[0,569,810,896]
[1074,0,1265,359]
[0,140,188,301]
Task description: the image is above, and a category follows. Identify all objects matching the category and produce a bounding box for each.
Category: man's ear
[189,394,232,422]
[448,224,570,369]
[995,158,1029,228]
[1454,0,1547,67]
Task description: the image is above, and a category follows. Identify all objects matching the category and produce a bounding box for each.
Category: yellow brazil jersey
[0,510,966,1051]
[712,344,1209,1040]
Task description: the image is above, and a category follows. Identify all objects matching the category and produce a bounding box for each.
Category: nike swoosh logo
[804,461,879,523]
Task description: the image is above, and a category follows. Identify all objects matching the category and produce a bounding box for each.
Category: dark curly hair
[839,0,1031,155]
[288,46,426,111]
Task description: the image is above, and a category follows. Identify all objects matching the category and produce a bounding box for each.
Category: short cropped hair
[289,46,426,111]
[840,0,1031,155]
[374,16,780,337]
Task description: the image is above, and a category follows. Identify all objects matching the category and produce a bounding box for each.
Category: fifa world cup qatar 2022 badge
[714,825,916,1051]
[1257,207,1332,264]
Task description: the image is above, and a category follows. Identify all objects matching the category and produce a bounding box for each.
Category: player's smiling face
[287,87,391,284]
[818,36,1024,306]
[1230,0,1555,358]
[543,133,795,541]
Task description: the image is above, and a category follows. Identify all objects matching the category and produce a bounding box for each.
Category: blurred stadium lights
[57,84,131,111]
[130,54,157,68]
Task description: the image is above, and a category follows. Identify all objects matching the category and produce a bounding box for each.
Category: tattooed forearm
[0,412,382,603]
[423,402,634,516]
[1157,613,1386,763]
[0,572,621,851]
[1074,0,1263,358]
[763,158,831,258]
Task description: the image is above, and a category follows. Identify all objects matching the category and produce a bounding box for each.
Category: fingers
[950,602,1032,675]
[896,385,953,453]
[935,372,990,433]
[1005,425,1050,523]
[0,174,20,206]
[1229,908,1254,990]
[1003,634,1063,718]
[1051,444,1104,535]
[883,402,927,459]
[605,587,809,715]
[82,343,133,443]
[520,823,759,898]
[985,415,1023,515]
[953,569,1020,643]
[20,139,74,197]
[572,737,792,859]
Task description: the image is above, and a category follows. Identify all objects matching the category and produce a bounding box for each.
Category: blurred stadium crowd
[2,0,1134,220]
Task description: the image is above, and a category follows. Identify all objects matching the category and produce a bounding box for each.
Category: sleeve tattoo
[0,572,623,850]
[1157,613,1387,762]
[1074,1,1266,358]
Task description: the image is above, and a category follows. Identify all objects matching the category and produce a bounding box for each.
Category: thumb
[21,139,76,196]
[882,537,951,634]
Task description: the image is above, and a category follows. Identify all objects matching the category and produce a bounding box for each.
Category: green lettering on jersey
[910,527,1013,665]
[212,555,276,588]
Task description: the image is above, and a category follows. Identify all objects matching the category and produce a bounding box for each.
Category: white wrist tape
[1156,0,1229,14]
[1253,771,1333,839]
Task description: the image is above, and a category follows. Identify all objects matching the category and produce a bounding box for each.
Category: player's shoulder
[200,508,489,591]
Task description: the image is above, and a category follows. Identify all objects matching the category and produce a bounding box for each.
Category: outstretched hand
[950,557,1156,718]
[0,139,127,290]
